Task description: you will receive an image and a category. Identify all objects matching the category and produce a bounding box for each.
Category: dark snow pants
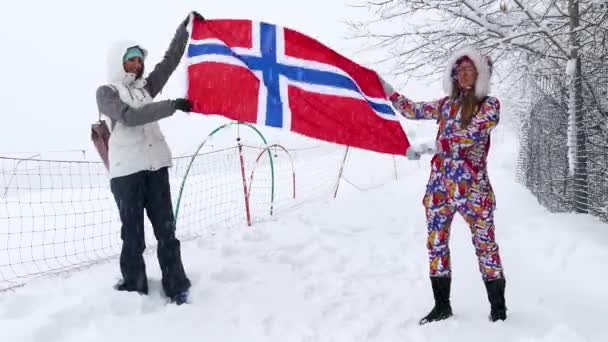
[110,167,190,297]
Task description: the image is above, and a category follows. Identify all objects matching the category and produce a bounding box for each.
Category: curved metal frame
[247,144,296,216]
[174,121,274,225]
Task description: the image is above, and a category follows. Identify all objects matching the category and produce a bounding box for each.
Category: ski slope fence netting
[0,133,409,292]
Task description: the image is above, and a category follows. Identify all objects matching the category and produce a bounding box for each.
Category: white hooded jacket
[442,47,493,99]
[105,41,171,179]
[96,22,189,179]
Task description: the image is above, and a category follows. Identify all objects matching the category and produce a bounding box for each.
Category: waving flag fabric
[187,18,409,155]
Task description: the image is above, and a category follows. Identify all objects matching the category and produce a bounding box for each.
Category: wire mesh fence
[0,136,407,292]
[516,63,608,222]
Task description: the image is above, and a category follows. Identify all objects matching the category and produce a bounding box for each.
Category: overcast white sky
[0,0,443,159]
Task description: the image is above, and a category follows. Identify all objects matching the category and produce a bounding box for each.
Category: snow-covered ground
[2,1,607,341]
[1,130,606,342]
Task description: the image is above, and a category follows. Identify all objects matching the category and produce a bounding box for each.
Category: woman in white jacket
[95,11,203,305]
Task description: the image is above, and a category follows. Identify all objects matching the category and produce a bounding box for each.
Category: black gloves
[192,11,204,21]
[173,98,193,112]
[182,11,204,27]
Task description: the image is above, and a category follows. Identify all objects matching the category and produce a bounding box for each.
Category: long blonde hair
[451,80,481,128]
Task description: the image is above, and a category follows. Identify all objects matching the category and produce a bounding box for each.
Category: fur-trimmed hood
[106,40,149,86]
[442,47,492,99]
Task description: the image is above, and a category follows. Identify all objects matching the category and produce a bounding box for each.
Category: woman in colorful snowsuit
[381,48,507,323]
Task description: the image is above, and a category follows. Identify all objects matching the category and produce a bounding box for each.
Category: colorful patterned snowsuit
[390,93,504,281]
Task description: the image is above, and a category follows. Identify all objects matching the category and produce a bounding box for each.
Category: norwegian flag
[187,19,409,155]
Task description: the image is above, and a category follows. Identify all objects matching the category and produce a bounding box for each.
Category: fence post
[2,153,40,199]
[333,146,349,198]
[237,138,252,226]
[393,156,398,180]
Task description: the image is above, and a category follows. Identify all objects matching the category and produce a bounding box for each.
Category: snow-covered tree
[350,0,608,215]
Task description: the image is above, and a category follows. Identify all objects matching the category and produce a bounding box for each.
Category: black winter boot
[484,278,507,322]
[113,277,148,295]
[419,277,453,325]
